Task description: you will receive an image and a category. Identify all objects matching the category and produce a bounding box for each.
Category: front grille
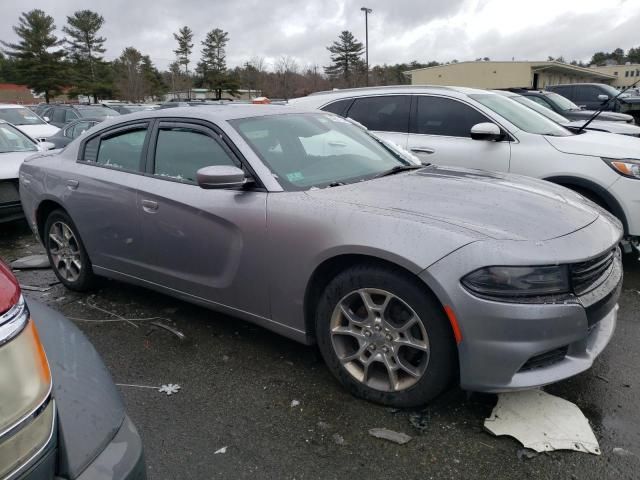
[571,249,616,295]
[519,346,569,372]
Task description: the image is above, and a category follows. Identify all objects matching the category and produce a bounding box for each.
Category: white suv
[290,86,640,249]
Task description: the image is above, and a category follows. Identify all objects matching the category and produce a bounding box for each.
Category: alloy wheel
[48,221,82,282]
[330,288,430,392]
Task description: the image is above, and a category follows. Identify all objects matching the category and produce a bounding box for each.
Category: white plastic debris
[214,446,228,454]
[368,428,412,445]
[158,384,181,396]
[484,390,600,455]
[290,400,300,407]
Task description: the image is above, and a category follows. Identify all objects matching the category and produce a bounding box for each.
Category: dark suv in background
[509,89,635,123]
[547,83,640,122]
[40,104,120,128]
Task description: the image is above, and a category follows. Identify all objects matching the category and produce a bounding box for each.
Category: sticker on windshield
[286,171,304,182]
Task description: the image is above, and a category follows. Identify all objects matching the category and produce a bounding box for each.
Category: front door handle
[66,179,79,190]
[141,199,159,213]
[411,147,435,155]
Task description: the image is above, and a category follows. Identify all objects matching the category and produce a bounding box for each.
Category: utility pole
[361,7,372,86]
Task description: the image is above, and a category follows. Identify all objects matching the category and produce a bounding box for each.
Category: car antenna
[576,78,640,133]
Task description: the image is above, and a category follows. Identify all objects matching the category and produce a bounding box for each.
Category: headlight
[602,157,640,179]
[462,265,570,299]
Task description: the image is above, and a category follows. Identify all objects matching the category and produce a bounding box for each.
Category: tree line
[2,9,640,103]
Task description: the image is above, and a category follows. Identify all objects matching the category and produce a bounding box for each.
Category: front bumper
[422,214,622,392]
[608,175,640,237]
[15,300,146,479]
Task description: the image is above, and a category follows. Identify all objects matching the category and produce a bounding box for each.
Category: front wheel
[315,264,458,407]
[44,209,95,291]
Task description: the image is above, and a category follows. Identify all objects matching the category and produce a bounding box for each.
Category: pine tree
[173,26,194,74]
[198,28,238,99]
[62,10,108,102]
[324,31,365,86]
[1,10,66,103]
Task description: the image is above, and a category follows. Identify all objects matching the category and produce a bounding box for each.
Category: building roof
[405,61,616,79]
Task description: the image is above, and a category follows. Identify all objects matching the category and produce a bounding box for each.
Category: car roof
[0,104,31,109]
[93,104,323,125]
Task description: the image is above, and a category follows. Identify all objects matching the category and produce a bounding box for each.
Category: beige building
[590,64,640,88]
[405,61,615,89]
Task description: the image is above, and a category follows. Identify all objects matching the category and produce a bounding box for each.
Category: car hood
[0,151,37,180]
[565,119,640,136]
[564,110,633,122]
[306,165,599,241]
[15,123,60,140]
[545,130,640,158]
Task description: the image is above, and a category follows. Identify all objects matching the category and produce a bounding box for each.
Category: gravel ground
[2,220,639,480]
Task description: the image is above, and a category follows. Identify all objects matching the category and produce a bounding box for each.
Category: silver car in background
[19,106,623,406]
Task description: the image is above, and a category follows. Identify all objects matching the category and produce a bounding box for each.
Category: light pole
[361,7,372,86]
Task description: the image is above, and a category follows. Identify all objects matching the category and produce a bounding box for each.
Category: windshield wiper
[373,164,424,179]
[577,78,640,133]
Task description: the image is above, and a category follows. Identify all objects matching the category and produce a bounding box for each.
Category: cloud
[0,0,638,72]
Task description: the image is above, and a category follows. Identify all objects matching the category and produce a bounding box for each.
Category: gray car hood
[544,130,640,158]
[307,165,599,241]
[565,119,640,136]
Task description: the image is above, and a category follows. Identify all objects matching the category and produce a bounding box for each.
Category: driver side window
[153,126,238,183]
[414,96,490,137]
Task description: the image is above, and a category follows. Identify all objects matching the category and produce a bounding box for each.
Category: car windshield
[232,113,410,191]
[78,107,120,118]
[469,94,572,136]
[511,96,569,124]
[0,107,46,126]
[0,123,38,153]
[599,84,621,98]
[545,92,581,111]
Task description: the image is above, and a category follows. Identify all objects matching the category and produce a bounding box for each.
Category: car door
[407,95,511,172]
[66,122,149,276]
[135,120,270,318]
[573,86,606,110]
[342,95,411,148]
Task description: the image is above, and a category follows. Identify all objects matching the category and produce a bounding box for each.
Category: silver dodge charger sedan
[18,106,623,407]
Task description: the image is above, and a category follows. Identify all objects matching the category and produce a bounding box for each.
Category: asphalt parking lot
[2,220,639,480]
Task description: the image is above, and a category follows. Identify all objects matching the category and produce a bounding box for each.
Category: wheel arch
[35,199,68,243]
[544,175,628,233]
[303,254,450,344]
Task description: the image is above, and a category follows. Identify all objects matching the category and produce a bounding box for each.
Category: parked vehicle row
[17,105,623,408]
[547,82,640,121]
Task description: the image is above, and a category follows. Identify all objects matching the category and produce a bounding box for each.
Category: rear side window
[95,127,147,171]
[345,96,410,133]
[51,108,66,124]
[153,126,237,183]
[414,96,489,137]
[321,99,353,116]
[549,85,573,98]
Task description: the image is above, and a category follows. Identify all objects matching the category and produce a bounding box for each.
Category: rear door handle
[411,147,435,155]
[141,199,159,213]
[66,179,79,190]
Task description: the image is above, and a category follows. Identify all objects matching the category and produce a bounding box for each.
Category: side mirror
[196,165,247,189]
[598,94,609,102]
[43,116,50,122]
[470,122,504,141]
[38,141,56,151]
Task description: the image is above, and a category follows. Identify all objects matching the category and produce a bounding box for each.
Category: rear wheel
[315,264,457,407]
[44,210,95,291]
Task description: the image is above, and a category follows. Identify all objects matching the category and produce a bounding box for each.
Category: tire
[44,209,95,291]
[315,263,457,407]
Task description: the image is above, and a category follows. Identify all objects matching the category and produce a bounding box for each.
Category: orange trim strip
[444,305,462,345]
[25,320,52,383]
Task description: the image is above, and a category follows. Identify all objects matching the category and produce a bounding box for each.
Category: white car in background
[0,104,60,141]
[289,86,640,252]
[494,90,640,137]
[0,120,53,222]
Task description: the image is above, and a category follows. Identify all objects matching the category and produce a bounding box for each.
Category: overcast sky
[2,0,639,71]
